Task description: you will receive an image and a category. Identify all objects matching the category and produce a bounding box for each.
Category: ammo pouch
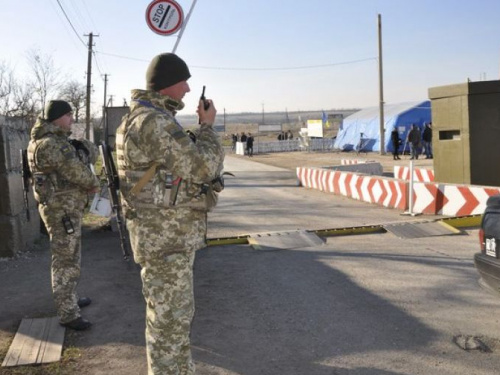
[32,172,79,204]
[32,173,55,204]
[123,163,224,212]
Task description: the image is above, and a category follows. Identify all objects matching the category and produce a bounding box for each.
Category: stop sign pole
[172,0,198,53]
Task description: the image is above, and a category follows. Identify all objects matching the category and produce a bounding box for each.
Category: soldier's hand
[197,99,216,126]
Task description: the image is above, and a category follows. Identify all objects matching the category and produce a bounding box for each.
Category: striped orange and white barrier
[297,167,407,210]
[394,165,434,182]
[297,166,500,217]
[411,182,500,216]
[341,159,375,165]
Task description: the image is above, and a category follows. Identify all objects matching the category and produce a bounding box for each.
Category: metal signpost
[146,0,184,36]
[145,0,198,53]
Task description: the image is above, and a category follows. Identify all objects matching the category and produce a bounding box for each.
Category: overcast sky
[2,0,500,115]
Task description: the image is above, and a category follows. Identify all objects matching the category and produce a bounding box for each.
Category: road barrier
[297,165,500,216]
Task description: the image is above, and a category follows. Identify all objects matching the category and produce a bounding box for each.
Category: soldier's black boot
[61,317,92,331]
[77,297,92,308]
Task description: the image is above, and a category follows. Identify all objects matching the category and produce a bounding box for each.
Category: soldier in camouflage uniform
[115,53,224,374]
[27,100,100,331]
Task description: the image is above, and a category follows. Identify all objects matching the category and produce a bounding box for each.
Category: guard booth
[104,106,130,148]
[428,80,500,186]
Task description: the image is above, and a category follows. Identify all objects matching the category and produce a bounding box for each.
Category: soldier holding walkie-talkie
[115,53,224,375]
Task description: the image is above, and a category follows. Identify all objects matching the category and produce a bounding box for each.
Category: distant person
[231,133,237,152]
[406,124,421,160]
[422,122,433,159]
[240,132,247,143]
[391,127,401,160]
[286,130,293,140]
[246,132,254,157]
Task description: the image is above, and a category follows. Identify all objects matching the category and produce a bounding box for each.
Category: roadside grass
[0,340,81,375]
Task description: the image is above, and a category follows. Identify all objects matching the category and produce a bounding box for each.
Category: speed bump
[384,220,462,239]
[247,230,325,251]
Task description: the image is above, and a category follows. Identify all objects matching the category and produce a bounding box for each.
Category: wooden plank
[38,317,65,364]
[1,317,65,367]
[1,318,33,367]
[16,318,46,366]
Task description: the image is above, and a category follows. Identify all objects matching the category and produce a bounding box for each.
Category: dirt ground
[230,149,434,174]
[0,149,433,375]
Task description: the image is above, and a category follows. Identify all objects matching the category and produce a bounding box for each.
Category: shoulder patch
[60,144,75,160]
[165,118,192,145]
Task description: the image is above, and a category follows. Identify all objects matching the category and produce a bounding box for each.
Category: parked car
[475,194,500,294]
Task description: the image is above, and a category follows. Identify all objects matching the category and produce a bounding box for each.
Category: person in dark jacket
[406,124,421,160]
[246,132,254,157]
[422,122,433,159]
[390,127,401,160]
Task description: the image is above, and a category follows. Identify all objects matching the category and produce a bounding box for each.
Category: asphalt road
[2,155,500,375]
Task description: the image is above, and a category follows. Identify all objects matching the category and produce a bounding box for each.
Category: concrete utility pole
[103,73,108,144]
[378,14,385,155]
[85,32,99,141]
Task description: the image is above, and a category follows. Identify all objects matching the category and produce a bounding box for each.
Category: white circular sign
[146,0,184,36]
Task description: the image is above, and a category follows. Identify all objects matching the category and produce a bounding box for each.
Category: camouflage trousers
[39,202,83,324]
[140,252,196,375]
[127,207,203,375]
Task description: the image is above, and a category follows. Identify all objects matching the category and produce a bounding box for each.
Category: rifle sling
[129,162,159,197]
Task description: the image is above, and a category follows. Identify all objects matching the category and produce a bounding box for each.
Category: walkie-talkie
[199,85,210,125]
[200,85,210,110]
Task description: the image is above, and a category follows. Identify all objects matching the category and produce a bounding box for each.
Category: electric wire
[95,51,376,71]
[54,0,86,47]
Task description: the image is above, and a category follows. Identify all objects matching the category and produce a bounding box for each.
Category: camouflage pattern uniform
[27,118,99,324]
[115,89,224,375]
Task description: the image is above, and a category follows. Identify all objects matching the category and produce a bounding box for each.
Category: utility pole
[103,73,108,144]
[85,32,99,141]
[223,108,226,133]
[378,14,385,155]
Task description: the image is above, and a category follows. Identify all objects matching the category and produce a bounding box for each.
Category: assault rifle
[20,149,32,221]
[99,142,132,261]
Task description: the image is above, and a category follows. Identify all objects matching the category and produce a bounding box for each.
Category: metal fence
[253,138,338,154]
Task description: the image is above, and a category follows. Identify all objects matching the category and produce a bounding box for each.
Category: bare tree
[59,80,86,122]
[0,62,39,122]
[12,82,39,123]
[26,48,62,116]
[0,62,15,115]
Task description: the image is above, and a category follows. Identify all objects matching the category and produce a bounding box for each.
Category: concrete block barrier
[297,167,408,210]
[297,166,500,217]
[394,165,434,182]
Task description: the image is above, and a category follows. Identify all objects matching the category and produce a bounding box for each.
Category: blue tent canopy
[333,101,431,152]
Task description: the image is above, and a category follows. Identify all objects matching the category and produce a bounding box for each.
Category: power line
[94,51,376,71]
[192,57,378,71]
[54,0,86,47]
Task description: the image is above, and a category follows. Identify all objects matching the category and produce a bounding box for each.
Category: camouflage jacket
[27,118,100,206]
[116,89,225,212]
